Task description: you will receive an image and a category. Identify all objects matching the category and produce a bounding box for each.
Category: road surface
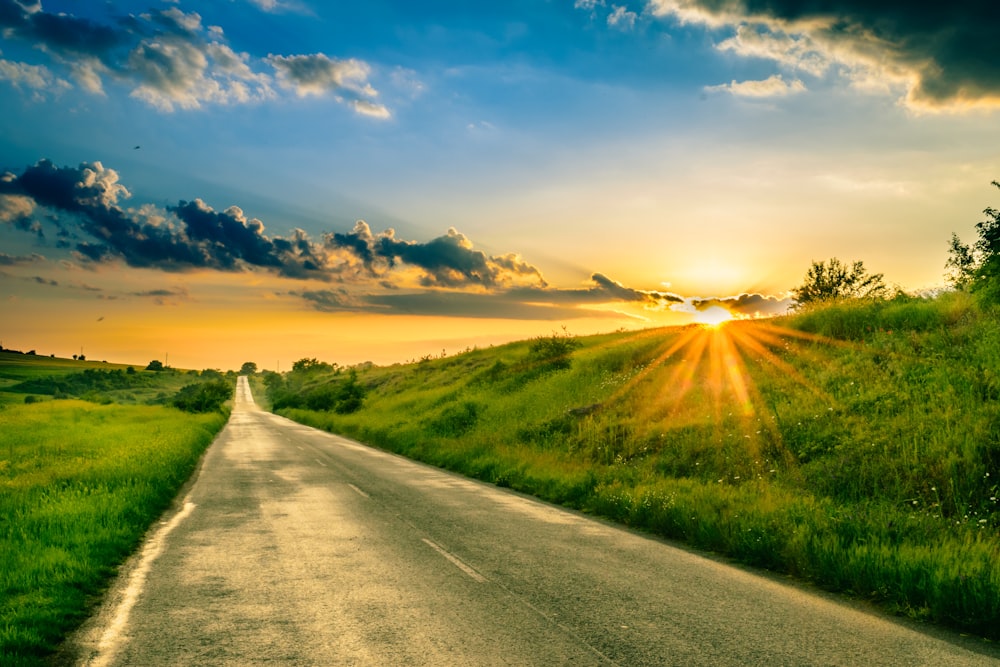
[65,377,1000,665]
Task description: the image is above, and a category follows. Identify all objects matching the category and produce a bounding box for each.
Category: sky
[1,0,999,371]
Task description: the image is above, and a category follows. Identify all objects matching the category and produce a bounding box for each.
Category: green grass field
[268,290,1000,640]
[0,355,230,665]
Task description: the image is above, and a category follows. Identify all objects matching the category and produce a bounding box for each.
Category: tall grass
[0,400,226,665]
[274,291,1000,639]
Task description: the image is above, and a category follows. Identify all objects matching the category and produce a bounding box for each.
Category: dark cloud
[131,286,190,306]
[294,289,626,321]
[651,0,1000,109]
[691,292,792,317]
[1,159,329,277]
[2,158,790,323]
[509,273,682,306]
[0,251,43,265]
[294,272,684,319]
[326,221,548,289]
[0,159,548,289]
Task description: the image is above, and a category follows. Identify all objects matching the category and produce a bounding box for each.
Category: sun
[693,305,734,328]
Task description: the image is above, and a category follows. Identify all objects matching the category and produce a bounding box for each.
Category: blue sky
[1,0,999,369]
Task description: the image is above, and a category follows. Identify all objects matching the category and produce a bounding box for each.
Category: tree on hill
[946,180,1000,299]
[240,361,258,375]
[146,360,164,371]
[791,258,888,307]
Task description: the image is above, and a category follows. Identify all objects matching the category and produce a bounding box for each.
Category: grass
[0,352,239,409]
[0,364,229,664]
[269,290,1000,640]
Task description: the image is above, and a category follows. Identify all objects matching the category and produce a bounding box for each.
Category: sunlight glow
[693,305,734,328]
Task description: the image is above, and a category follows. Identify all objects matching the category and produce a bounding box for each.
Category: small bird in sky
[97,316,104,322]
[133,145,140,150]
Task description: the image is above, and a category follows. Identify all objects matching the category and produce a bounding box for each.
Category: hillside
[266,291,1000,640]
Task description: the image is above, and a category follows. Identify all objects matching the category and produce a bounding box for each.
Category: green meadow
[268,291,1000,640]
[0,357,230,665]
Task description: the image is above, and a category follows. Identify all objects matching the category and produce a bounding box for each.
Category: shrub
[171,380,232,413]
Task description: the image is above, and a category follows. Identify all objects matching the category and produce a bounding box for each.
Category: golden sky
[1,1,998,370]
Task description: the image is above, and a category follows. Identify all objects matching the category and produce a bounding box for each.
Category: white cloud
[0,194,35,223]
[352,99,391,119]
[607,6,638,31]
[0,58,70,96]
[704,74,805,98]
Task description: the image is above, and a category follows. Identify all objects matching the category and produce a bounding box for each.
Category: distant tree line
[12,368,150,397]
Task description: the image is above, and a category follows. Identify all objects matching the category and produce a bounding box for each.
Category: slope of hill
[268,291,1000,640]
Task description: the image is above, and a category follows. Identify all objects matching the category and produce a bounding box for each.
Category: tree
[172,380,232,413]
[292,357,334,373]
[946,181,1000,299]
[945,232,978,289]
[146,360,164,371]
[791,258,888,307]
[239,361,258,375]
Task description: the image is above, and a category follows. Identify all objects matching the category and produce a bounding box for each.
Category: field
[0,351,225,408]
[268,291,1000,640]
[0,356,231,665]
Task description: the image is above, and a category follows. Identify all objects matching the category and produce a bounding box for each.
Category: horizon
[2,1,998,371]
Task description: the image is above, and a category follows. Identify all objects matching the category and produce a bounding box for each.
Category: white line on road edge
[347,483,369,498]
[85,501,197,667]
[421,538,487,583]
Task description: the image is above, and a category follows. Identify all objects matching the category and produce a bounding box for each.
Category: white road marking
[347,483,369,499]
[421,538,487,583]
[85,501,197,667]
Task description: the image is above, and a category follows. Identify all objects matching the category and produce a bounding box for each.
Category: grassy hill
[0,351,229,407]
[267,290,1000,640]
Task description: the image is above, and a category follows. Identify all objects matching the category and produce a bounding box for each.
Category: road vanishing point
[65,377,1000,666]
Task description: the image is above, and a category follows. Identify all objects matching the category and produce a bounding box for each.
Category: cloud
[704,73,805,98]
[293,271,688,320]
[269,53,389,117]
[326,221,547,289]
[2,158,792,324]
[0,251,43,265]
[246,0,310,13]
[679,292,793,318]
[0,2,384,115]
[0,57,70,96]
[607,6,639,31]
[647,0,1000,111]
[0,159,325,277]
[0,159,551,290]
[130,286,190,306]
[294,288,599,320]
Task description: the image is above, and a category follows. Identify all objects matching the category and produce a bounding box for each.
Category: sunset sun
[693,305,734,328]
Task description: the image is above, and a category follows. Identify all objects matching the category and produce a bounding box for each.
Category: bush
[171,380,232,413]
[528,329,581,371]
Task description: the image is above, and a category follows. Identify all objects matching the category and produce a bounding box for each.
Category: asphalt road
[66,377,1000,666]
